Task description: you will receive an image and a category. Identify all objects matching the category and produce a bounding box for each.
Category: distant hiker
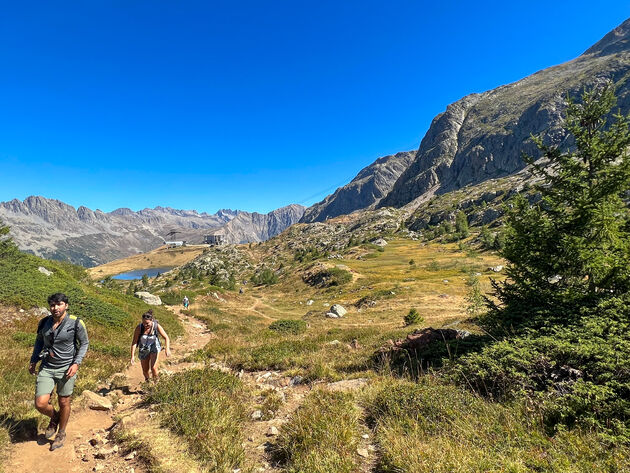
[29,292,89,451]
[130,309,171,381]
[182,296,189,309]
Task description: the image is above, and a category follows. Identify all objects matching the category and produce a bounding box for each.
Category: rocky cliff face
[300,151,415,223]
[208,204,306,243]
[375,18,630,209]
[0,196,304,266]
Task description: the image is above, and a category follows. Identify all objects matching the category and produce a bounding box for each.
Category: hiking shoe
[50,431,66,451]
[44,412,59,439]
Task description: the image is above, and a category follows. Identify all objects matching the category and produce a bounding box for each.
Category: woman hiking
[130,309,171,381]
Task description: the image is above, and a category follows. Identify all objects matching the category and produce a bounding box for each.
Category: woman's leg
[140,357,151,381]
[149,351,161,380]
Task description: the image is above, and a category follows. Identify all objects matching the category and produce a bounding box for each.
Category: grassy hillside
[0,241,183,464]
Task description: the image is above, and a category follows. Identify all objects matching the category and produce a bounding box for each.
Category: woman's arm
[130,325,140,364]
[157,324,171,357]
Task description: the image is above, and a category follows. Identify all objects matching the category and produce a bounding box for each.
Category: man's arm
[71,319,89,366]
[29,320,45,374]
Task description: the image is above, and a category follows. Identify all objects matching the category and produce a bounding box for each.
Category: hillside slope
[378,18,630,209]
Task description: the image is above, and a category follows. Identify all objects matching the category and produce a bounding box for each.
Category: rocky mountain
[300,151,415,223]
[377,18,630,209]
[0,196,304,267]
[217,204,306,243]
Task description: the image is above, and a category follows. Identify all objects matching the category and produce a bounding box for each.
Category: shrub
[251,268,278,286]
[304,268,352,288]
[269,319,307,335]
[404,308,423,326]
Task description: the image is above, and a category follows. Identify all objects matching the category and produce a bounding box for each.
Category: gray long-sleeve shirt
[30,314,89,369]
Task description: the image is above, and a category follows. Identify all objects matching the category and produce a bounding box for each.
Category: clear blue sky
[0,1,628,214]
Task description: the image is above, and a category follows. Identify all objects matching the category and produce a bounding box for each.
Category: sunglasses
[142,315,153,320]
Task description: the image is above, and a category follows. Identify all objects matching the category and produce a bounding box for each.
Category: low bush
[304,268,352,288]
[363,378,630,472]
[269,319,307,335]
[251,268,278,286]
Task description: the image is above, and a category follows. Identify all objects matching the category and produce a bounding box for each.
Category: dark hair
[47,293,69,305]
[142,309,154,319]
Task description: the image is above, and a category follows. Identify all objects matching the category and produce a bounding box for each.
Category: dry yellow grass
[87,245,207,279]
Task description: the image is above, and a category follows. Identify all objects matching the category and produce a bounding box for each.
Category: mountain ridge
[0,196,304,267]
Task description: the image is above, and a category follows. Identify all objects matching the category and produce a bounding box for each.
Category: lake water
[112,267,174,280]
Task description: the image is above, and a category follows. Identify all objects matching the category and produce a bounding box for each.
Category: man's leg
[57,396,71,432]
[34,394,54,418]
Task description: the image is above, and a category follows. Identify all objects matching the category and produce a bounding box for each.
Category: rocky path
[6,305,378,473]
[5,306,213,473]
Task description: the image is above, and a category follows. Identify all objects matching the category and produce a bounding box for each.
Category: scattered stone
[267,426,279,436]
[489,265,504,272]
[38,266,53,276]
[95,445,118,458]
[124,451,137,461]
[327,378,368,392]
[134,291,162,306]
[330,304,347,317]
[89,434,107,446]
[251,410,263,420]
[328,339,341,345]
[362,434,369,439]
[548,274,562,284]
[19,309,24,313]
[306,299,314,306]
[357,448,370,458]
[93,464,105,472]
[442,279,449,283]
[326,312,339,318]
[289,376,304,386]
[80,390,113,411]
[372,238,387,247]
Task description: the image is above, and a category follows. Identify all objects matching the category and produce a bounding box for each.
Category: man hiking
[182,295,189,309]
[29,293,89,451]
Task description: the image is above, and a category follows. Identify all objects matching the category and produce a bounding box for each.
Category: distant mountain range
[3,18,629,267]
[302,18,630,221]
[0,196,304,267]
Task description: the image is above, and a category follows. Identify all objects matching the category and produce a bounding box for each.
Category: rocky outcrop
[379,18,630,209]
[0,197,304,266]
[218,204,305,243]
[300,151,415,222]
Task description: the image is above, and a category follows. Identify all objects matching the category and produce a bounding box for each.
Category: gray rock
[326,312,340,319]
[330,304,347,317]
[372,238,388,247]
[38,266,53,276]
[134,291,162,306]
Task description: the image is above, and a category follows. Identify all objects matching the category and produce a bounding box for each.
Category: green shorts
[35,366,77,397]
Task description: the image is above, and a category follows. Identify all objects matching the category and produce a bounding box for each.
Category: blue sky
[0,1,628,214]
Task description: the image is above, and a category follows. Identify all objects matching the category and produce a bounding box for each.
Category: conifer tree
[492,82,630,330]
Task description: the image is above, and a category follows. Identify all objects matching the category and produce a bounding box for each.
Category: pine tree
[455,211,469,238]
[492,82,630,330]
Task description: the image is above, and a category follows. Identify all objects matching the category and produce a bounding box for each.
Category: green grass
[362,378,630,473]
[273,389,361,473]
[146,367,250,472]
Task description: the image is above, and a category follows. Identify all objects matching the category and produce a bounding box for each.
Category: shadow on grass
[373,334,492,379]
[1,415,39,442]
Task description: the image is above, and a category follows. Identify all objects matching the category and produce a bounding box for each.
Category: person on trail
[29,293,89,451]
[130,309,171,382]
[182,296,189,309]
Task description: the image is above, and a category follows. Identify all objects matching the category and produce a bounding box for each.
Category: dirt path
[5,306,213,473]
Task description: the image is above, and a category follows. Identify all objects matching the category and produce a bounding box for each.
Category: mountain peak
[583,17,630,57]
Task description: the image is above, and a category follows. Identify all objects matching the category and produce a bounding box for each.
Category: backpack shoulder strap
[36,315,51,335]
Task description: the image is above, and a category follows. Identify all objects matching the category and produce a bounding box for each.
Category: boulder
[80,390,113,411]
[372,238,388,247]
[330,304,347,317]
[38,266,53,276]
[378,327,470,355]
[327,378,368,392]
[134,291,162,306]
[326,312,339,319]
